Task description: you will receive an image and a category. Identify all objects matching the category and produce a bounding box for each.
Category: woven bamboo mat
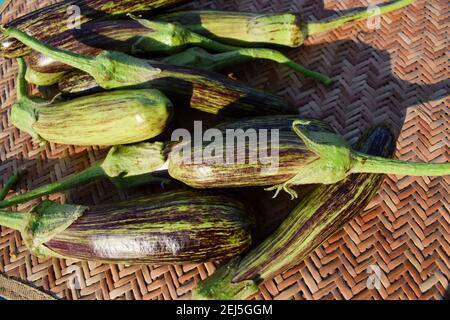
[0,0,448,300]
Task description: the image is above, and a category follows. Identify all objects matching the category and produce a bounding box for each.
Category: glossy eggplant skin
[0,0,187,58]
[168,116,335,188]
[26,20,152,74]
[45,190,253,264]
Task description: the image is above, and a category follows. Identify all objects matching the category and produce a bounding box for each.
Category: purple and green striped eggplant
[24,17,331,86]
[168,116,450,198]
[0,190,253,264]
[0,0,188,58]
[2,115,449,207]
[1,27,295,117]
[158,0,415,48]
[192,125,396,300]
[11,58,173,146]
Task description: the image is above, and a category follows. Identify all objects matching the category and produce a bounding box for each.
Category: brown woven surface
[0,0,449,300]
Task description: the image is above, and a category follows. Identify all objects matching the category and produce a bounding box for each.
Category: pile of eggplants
[0,0,448,301]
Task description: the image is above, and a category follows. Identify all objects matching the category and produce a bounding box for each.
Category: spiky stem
[307,0,416,36]
[0,165,106,209]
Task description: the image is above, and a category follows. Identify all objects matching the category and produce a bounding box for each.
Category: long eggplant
[2,27,295,117]
[0,0,188,58]
[168,116,450,198]
[11,59,173,146]
[158,0,415,47]
[2,115,449,208]
[0,190,253,264]
[24,18,331,85]
[192,125,396,300]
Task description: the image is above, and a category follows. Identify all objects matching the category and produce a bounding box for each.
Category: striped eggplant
[24,17,331,86]
[56,47,305,97]
[168,116,450,198]
[2,116,449,207]
[158,0,415,48]
[0,0,188,58]
[12,58,172,146]
[192,126,396,300]
[2,27,295,117]
[0,190,253,264]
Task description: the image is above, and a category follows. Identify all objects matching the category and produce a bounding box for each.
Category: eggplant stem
[350,152,450,176]
[307,0,415,36]
[2,27,96,76]
[0,169,27,201]
[0,165,106,209]
[187,31,332,85]
[0,211,26,232]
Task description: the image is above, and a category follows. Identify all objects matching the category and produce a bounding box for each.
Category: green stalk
[351,152,450,176]
[0,210,27,232]
[0,142,168,209]
[0,169,27,201]
[307,0,416,36]
[161,47,331,84]
[160,48,249,71]
[26,67,68,87]
[0,165,105,209]
[2,28,97,77]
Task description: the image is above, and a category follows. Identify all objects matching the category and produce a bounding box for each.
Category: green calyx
[192,258,259,300]
[268,119,450,199]
[0,201,86,258]
[10,58,49,144]
[101,142,168,178]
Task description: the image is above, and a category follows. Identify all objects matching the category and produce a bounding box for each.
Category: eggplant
[168,116,450,198]
[11,59,173,146]
[192,126,396,300]
[24,17,331,85]
[158,0,415,47]
[2,27,295,117]
[0,0,188,58]
[2,116,449,208]
[0,190,253,264]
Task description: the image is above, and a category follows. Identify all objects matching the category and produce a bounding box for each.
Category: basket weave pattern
[0,0,449,300]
